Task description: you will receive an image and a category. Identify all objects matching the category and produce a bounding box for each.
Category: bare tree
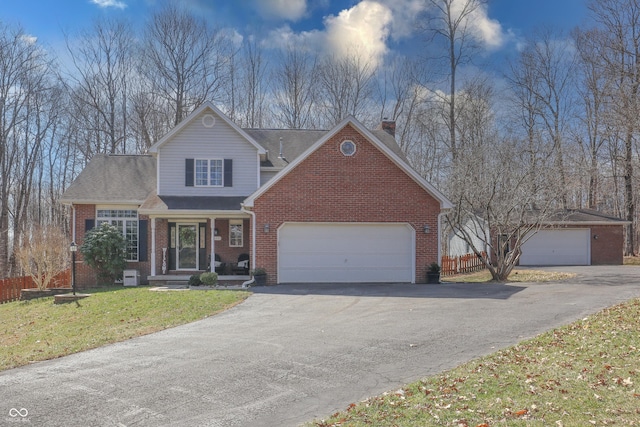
[588,0,640,254]
[574,28,610,209]
[317,53,376,127]
[446,135,563,281]
[15,225,70,290]
[141,3,232,127]
[64,18,134,155]
[0,23,57,277]
[506,29,578,209]
[420,0,487,162]
[271,45,319,129]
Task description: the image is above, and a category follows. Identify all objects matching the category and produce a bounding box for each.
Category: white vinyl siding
[157,110,259,196]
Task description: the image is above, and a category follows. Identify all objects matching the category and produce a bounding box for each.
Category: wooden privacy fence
[441,252,487,276]
[0,270,71,304]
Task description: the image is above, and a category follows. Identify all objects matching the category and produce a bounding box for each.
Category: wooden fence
[441,252,487,276]
[0,270,71,304]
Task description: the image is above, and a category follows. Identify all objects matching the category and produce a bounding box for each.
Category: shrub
[428,262,441,273]
[15,226,70,291]
[199,272,218,286]
[79,223,127,285]
[188,274,202,286]
[251,267,266,276]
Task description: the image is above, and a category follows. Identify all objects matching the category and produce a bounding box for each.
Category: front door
[177,224,198,270]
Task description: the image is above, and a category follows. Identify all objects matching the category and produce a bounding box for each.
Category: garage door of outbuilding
[278,223,415,283]
[520,229,591,266]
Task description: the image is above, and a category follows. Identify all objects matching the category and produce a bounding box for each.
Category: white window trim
[95,208,139,262]
[229,219,243,247]
[195,158,224,187]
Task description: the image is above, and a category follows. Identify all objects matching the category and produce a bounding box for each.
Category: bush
[15,226,70,291]
[188,274,202,286]
[199,272,218,286]
[428,262,441,273]
[79,223,127,285]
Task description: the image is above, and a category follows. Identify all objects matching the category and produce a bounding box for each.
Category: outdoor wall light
[423,225,430,234]
[594,234,599,240]
[214,228,219,236]
[264,224,270,233]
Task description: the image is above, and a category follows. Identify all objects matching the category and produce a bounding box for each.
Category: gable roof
[243,116,453,209]
[246,128,407,169]
[147,102,266,155]
[540,209,630,225]
[60,154,156,205]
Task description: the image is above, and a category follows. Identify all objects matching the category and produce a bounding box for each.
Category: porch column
[151,217,156,276]
[210,217,216,273]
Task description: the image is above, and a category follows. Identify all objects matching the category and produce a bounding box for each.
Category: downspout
[240,204,256,288]
[437,209,451,265]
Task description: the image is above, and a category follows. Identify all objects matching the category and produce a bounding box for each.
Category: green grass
[310,299,640,427]
[0,286,250,371]
[442,269,576,283]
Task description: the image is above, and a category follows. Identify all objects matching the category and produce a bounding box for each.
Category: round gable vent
[202,114,216,128]
[340,140,356,156]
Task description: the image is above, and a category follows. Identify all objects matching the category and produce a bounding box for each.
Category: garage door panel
[520,229,590,266]
[278,223,414,283]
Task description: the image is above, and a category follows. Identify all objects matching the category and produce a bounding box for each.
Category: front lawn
[311,298,640,426]
[0,286,250,371]
[442,269,576,283]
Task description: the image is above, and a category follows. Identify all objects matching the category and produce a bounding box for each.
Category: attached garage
[278,223,415,283]
[520,229,591,266]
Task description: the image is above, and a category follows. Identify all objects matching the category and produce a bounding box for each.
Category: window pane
[230,223,243,247]
[210,159,223,186]
[94,210,138,261]
[195,159,208,186]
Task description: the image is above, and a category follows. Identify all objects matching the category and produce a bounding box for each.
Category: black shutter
[138,219,148,262]
[224,159,233,187]
[85,219,95,232]
[185,158,194,186]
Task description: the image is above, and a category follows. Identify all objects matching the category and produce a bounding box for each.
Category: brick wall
[71,204,151,287]
[253,124,441,284]
[591,225,624,265]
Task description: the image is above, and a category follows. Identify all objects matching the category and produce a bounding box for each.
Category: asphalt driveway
[2,266,640,426]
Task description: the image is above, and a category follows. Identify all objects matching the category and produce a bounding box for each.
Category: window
[340,140,356,156]
[195,159,223,187]
[230,220,243,247]
[96,209,139,261]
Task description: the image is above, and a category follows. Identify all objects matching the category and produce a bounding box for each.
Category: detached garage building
[519,209,628,266]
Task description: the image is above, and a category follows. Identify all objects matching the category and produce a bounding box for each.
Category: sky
[0,0,591,69]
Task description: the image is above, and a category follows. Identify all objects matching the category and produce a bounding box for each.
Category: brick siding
[253,124,441,284]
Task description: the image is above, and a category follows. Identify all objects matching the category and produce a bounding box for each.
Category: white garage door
[278,223,415,283]
[520,229,590,266]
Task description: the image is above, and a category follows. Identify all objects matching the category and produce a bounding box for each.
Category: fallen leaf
[515,409,528,417]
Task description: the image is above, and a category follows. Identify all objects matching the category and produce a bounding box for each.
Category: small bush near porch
[0,286,249,371]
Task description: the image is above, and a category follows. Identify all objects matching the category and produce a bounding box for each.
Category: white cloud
[254,0,307,21]
[324,1,392,65]
[454,0,505,49]
[264,1,392,67]
[20,34,38,45]
[90,0,127,9]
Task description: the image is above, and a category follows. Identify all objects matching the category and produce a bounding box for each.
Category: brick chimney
[378,118,396,138]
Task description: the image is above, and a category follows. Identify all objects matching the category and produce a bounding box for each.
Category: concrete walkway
[2,266,640,426]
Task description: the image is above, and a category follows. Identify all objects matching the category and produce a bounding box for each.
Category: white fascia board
[60,199,146,206]
[148,102,266,154]
[244,116,453,210]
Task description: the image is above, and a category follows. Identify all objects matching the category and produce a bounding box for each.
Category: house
[60,102,453,286]
[519,209,629,266]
